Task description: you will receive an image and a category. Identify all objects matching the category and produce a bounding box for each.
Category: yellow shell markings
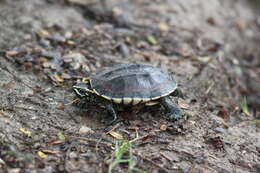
[150,96,161,100]
[112,98,123,104]
[92,88,177,104]
[141,98,152,102]
[145,101,159,106]
[132,98,142,105]
[150,89,177,100]
[123,97,132,104]
[90,79,178,104]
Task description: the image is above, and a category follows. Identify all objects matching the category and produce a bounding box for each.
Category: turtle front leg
[104,101,118,125]
[160,96,182,121]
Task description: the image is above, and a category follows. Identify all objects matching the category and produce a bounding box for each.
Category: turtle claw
[166,109,182,121]
[160,96,182,121]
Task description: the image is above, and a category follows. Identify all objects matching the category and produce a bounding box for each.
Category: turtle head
[73,81,95,98]
[171,88,184,99]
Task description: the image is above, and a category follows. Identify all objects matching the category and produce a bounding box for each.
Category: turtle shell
[90,64,177,104]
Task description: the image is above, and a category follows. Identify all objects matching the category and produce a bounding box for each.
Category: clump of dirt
[0,0,259,173]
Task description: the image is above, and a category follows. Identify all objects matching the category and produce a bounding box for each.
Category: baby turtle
[73,64,183,124]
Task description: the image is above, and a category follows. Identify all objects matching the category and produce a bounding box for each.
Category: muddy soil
[0,0,259,173]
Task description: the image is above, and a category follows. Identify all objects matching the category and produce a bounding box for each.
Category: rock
[79,126,94,134]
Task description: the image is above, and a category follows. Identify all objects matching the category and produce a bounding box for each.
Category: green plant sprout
[108,133,147,173]
[240,96,251,116]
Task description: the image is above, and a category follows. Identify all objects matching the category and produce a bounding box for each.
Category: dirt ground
[0,0,259,173]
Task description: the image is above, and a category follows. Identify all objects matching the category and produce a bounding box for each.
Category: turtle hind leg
[159,96,182,121]
[104,101,118,125]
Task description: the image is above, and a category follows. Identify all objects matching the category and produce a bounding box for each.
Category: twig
[95,123,122,150]
[205,81,215,95]
[133,151,170,173]
[73,136,114,148]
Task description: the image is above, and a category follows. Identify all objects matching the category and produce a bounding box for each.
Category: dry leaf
[36,30,50,38]
[107,131,124,140]
[49,140,64,145]
[33,87,42,94]
[53,74,64,82]
[66,40,76,45]
[230,104,239,112]
[37,57,48,63]
[3,82,13,89]
[41,150,59,154]
[6,50,18,56]
[56,103,65,110]
[217,108,230,122]
[19,128,32,137]
[179,103,190,110]
[207,16,217,25]
[37,151,47,159]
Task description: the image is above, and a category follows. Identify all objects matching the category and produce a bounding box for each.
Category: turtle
[73,64,184,124]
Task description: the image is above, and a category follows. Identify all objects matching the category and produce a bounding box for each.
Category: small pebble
[69,152,78,159]
[79,126,94,134]
[118,43,130,57]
